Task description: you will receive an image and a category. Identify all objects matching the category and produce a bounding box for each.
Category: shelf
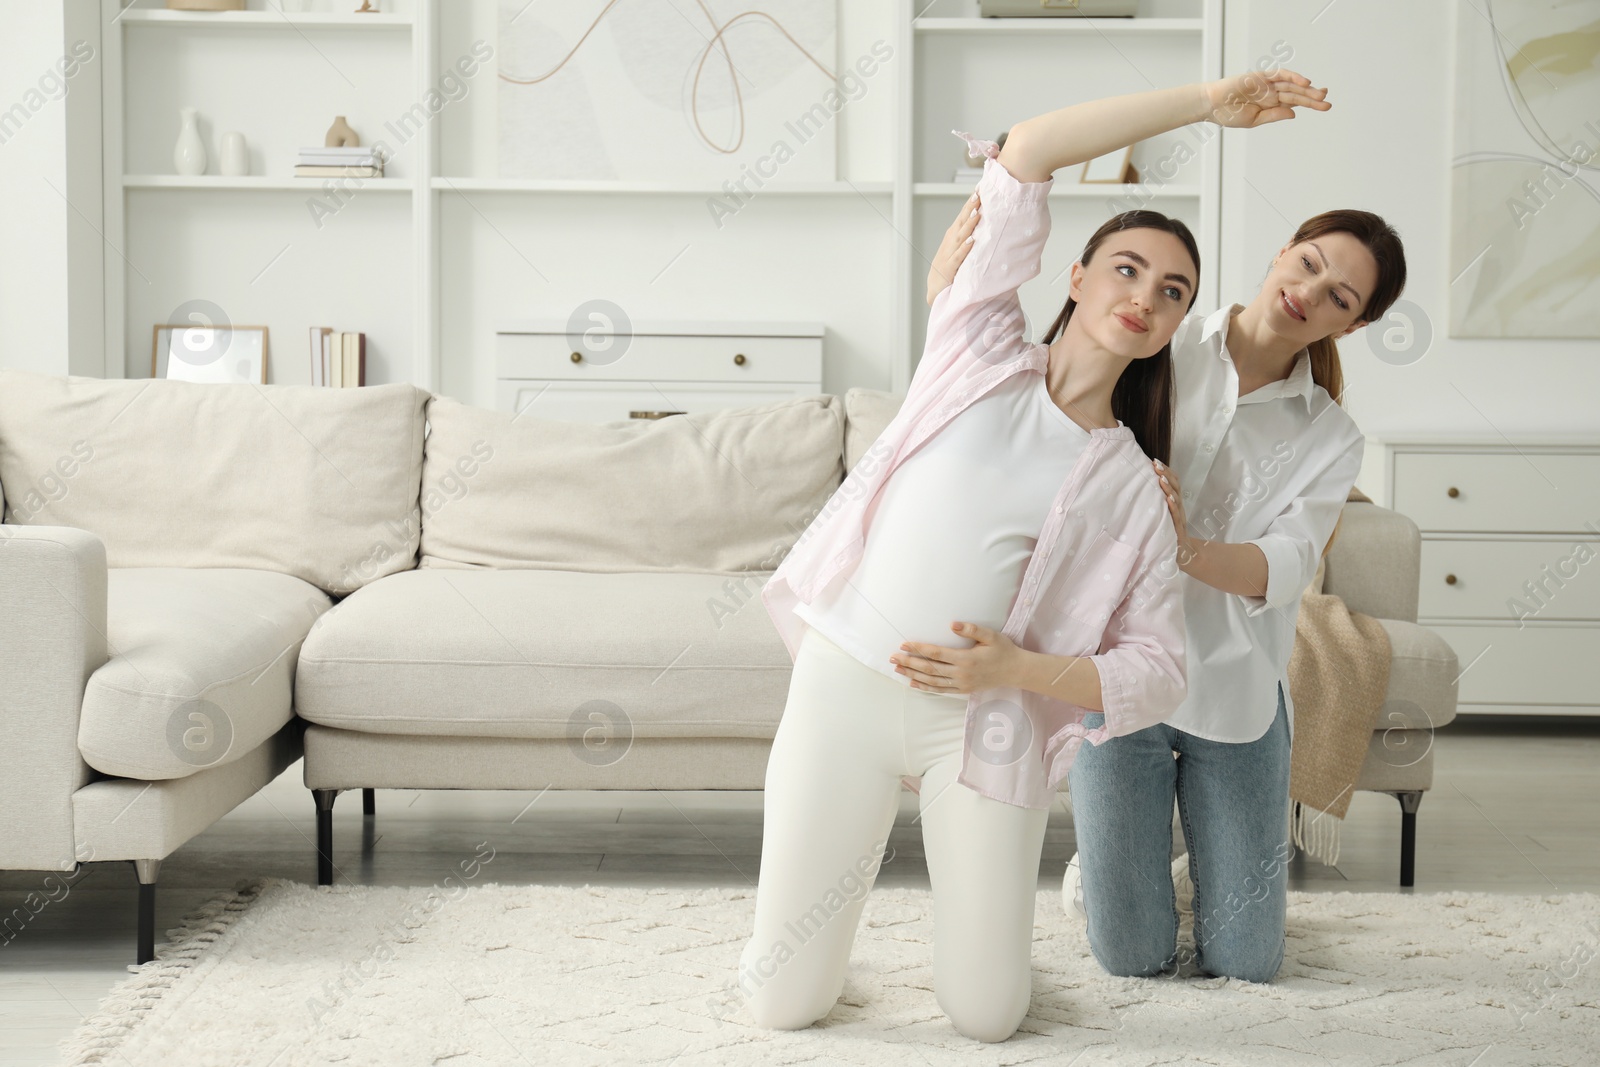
[915,181,1201,199]
[96,0,1222,402]
[431,178,894,196]
[117,9,412,28]
[123,175,412,190]
[913,17,1203,34]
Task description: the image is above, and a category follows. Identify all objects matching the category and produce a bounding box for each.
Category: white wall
[0,0,103,377]
[1220,0,1600,501]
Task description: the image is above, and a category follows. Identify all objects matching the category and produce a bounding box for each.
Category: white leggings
[737,625,1050,1043]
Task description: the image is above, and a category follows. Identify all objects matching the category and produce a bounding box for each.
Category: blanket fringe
[1291,800,1342,867]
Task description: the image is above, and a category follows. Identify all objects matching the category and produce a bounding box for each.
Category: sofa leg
[133,859,161,966]
[363,788,375,816]
[1393,791,1423,888]
[314,788,341,887]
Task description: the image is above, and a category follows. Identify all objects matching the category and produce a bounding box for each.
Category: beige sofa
[0,370,1457,965]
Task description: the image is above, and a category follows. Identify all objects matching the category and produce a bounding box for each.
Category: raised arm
[999,70,1329,183]
[924,71,1331,308]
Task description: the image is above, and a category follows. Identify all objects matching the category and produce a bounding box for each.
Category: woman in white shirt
[927,117,1409,986]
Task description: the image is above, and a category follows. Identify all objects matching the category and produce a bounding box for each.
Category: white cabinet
[1387,439,1600,717]
[494,320,824,423]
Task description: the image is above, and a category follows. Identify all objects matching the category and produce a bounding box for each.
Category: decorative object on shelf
[978,0,1137,15]
[165,0,247,10]
[1080,144,1138,184]
[152,323,268,383]
[173,106,207,176]
[1450,0,1598,338]
[497,1,838,183]
[294,144,385,178]
[219,131,249,177]
[356,0,379,11]
[325,115,360,147]
[309,327,366,386]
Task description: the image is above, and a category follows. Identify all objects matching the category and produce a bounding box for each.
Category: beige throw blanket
[1287,485,1392,865]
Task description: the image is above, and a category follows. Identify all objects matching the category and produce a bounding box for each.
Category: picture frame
[152,324,269,383]
[1079,145,1138,184]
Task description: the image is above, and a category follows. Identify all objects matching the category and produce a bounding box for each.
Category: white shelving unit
[99,0,1222,405]
[115,8,412,27]
[897,0,1221,394]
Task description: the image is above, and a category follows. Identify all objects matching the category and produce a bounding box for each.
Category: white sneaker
[1172,853,1194,947]
[1062,852,1086,921]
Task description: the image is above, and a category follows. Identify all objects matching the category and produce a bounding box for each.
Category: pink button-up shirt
[761,130,1187,810]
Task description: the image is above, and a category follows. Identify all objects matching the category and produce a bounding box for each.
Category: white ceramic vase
[173,106,206,176]
[219,131,248,176]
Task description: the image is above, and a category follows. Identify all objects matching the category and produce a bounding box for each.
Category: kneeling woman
[740,71,1324,1043]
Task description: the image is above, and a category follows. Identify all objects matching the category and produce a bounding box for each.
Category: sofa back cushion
[419,394,844,573]
[0,370,427,596]
[843,387,905,471]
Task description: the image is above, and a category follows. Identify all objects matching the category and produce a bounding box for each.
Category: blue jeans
[1067,681,1291,983]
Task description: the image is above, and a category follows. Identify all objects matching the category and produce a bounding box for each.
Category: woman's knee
[738,940,842,1030]
[744,987,835,1031]
[1198,938,1284,984]
[1086,920,1179,978]
[936,975,1031,1043]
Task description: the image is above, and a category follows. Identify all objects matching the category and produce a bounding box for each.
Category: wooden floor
[2,715,1597,1065]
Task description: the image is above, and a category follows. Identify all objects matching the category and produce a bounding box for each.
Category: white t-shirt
[796,369,1096,689]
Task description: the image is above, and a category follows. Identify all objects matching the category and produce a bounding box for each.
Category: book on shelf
[294,165,384,177]
[296,145,385,178]
[308,327,366,387]
[298,145,382,160]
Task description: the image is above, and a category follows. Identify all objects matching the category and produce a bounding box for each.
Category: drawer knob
[1446,486,1459,498]
[733,353,746,366]
[1444,573,1457,585]
[570,351,582,363]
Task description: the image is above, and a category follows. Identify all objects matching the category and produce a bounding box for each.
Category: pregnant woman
[929,78,1408,987]
[740,70,1329,1042]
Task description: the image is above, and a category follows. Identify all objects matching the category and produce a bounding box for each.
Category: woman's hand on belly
[889,621,1021,695]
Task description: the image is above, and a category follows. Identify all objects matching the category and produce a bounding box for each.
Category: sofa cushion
[843,387,903,471]
[294,568,791,739]
[1372,618,1459,731]
[418,393,842,573]
[1324,502,1421,623]
[0,370,427,596]
[78,568,331,780]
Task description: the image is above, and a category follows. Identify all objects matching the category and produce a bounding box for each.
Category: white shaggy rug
[60,877,1599,1066]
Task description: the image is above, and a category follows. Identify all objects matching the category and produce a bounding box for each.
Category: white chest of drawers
[1385,438,1600,717]
[494,320,825,423]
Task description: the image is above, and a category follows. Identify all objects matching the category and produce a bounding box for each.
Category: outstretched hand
[889,620,1020,695]
[1204,68,1330,129]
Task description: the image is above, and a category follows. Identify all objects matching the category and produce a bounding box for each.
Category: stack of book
[295,146,385,179]
[309,328,366,387]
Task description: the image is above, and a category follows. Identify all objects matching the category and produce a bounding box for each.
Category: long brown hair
[1282,210,1407,558]
[1038,211,1200,468]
